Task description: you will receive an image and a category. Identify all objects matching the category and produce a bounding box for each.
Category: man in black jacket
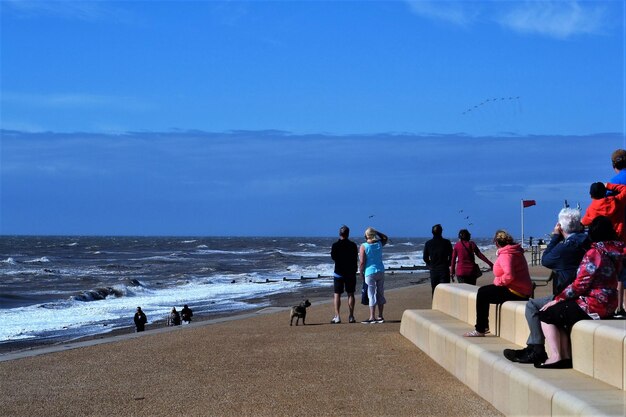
[330,225,359,324]
[134,306,148,332]
[423,224,453,296]
[504,208,590,364]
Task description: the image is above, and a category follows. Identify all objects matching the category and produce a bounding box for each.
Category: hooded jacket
[493,243,533,297]
[582,183,626,241]
[541,232,591,295]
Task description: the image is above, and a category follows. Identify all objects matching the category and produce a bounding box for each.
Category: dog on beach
[290,299,311,326]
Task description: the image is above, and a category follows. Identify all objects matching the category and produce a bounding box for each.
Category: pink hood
[493,244,533,297]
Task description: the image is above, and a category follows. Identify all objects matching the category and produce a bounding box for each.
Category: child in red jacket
[581,182,626,241]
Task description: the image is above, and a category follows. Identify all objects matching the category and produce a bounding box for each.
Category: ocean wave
[297,243,317,248]
[97,264,142,271]
[181,240,197,244]
[129,254,187,262]
[25,256,51,263]
[71,278,143,302]
[72,287,124,302]
[194,249,262,256]
[66,242,79,247]
[277,250,328,258]
[1,257,17,265]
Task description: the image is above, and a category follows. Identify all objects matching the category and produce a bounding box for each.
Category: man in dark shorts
[330,225,359,324]
[423,224,453,296]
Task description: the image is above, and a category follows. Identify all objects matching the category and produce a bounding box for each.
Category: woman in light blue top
[359,227,389,323]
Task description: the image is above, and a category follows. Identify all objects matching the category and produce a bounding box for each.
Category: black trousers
[430,268,450,295]
[475,284,528,333]
[457,275,477,285]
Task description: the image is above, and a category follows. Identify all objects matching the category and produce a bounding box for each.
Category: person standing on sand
[359,227,388,324]
[330,225,359,324]
[134,307,147,332]
[168,307,181,326]
[450,229,493,285]
[423,224,453,295]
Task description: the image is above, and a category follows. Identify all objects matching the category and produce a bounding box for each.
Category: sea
[0,236,492,347]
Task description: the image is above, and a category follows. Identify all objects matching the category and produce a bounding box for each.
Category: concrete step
[400,309,626,416]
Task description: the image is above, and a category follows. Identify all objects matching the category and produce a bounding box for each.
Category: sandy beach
[1,248,551,417]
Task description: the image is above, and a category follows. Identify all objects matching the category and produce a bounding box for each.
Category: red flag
[523,200,536,208]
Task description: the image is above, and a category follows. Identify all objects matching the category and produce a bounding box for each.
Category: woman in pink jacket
[464,230,533,337]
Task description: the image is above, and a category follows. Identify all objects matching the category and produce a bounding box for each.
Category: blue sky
[1,1,625,238]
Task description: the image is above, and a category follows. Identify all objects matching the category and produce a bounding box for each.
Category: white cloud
[497,1,607,39]
[2,92,152,112]
[406,0,609,39]
[405,0,480,26]
[3,0,131,23]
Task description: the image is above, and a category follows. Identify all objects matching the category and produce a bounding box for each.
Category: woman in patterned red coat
[537,216,625,368]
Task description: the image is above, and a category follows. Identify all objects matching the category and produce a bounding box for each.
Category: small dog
[290,299,311,326]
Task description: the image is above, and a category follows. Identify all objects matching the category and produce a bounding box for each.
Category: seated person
[536,216,624,369]
[464,230,533,337]
[504,208,590,364]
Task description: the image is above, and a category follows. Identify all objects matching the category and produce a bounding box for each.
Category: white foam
[1,257,17,265]
[278,250,328,258]
[24,257,50,263]
[0,278,328,341]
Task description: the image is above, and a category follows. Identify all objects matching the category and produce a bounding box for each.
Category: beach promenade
[0,272,505,417]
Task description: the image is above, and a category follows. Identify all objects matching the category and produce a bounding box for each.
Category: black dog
[290,299,311,326]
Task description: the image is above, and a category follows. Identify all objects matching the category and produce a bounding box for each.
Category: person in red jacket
[450,229,493,285]
[464,230,533,337]
[581,182,626,241]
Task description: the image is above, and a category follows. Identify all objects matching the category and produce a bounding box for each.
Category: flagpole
[520,199,524,248]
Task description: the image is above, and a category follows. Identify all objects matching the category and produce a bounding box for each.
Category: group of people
[500,149,626,368]
[167,305,193,326]
[330,149,626,370]
[133,304,193,332]
[423,224,494,292]
[454,149,626,369]
[330,225,388,324]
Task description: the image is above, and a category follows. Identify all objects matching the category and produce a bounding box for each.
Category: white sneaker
[330,316,341,324]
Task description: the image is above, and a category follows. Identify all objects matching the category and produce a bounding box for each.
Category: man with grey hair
[504,208,590,364]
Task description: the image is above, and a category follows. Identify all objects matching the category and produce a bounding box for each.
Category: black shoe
[503,346,530,362]
[503,346,547,364]
[534,358,572,369]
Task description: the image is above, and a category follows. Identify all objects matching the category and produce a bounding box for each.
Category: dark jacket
[541,232,591,295]
[423,236,453,272]
[181,306,193,322]
[134,311,147,331]
[331,238,358,278]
